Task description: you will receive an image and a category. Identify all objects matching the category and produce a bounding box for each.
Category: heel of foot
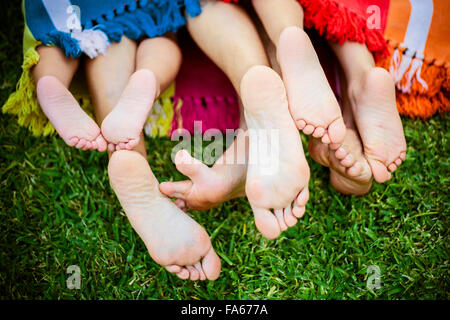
[240,65,287,114]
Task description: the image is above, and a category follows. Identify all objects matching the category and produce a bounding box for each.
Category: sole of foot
[241,65,310,240]
[308,127,373,195]
[349,67,407,183]
[108,150,221,281]
[278,26,346,145]
[36,76,107,152]
[159,149,246,211]
[101,69,157,152]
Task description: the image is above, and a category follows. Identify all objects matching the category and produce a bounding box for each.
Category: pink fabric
[172,30,240,134]
[172,0,391,134]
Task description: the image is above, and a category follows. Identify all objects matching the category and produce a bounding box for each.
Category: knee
[137,37,182,64]
[33,45,79,87]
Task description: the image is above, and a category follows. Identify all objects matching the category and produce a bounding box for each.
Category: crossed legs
[160,1,310,240]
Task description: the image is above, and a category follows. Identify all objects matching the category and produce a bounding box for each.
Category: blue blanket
[24,0,201,58]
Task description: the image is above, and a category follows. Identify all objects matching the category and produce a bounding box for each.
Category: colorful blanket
[4,0,447,140]
[377,0,450,118]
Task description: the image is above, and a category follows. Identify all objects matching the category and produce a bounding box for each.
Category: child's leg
[159,3,266,212]
[85,37,221,281]
[252,0,346,145]
[34,46,107,151]
[100,36,181,151]
[329,42,407,183]
[181,1,309,240]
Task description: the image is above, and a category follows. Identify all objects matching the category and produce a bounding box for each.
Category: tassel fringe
[298,0,389,60]
[38,0,201,59]
[170,95,240,135]
[377,43,450,119]
[222,0,389,59]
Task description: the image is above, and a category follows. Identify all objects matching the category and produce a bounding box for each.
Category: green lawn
[0,3,448,300]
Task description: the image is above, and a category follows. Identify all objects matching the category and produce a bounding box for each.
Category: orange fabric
[384,0,410,47]
[425,0,450,66]
[377,0,450,118]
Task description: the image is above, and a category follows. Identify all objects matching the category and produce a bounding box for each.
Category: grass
[0,3,448,300]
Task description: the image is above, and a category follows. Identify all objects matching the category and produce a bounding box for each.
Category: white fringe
[71,29,110,59]
[389,48,428,94]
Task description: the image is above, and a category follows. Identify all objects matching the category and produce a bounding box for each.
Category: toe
[126,138,139,150]
[194,262,207,281]
[274,209,288,232]
[174,199,187,211]
[296,188,309,206]
[327,117,346,145]
[119,142,127,150]
[395,158,402,166]
[108,143,116,152]
[303,124,315,135]
[159,180,193,200]
[296,119,307,130]
[292,204,305,218]
[67,137,79,147]
[84,141,93,150]
[368,158,392,183]
[187,266,200,281]
[253,207,281,240]
[312,127,325,138]
[175,150,210,181]
[329,142,341,151]
[75,139,87,149]
[284,204,297,227]
[334,147,348,160]
[340,154,355,167]
[400,151,406,161]
[201,247,221,280]
[176,268,190,280]
[321,133,331,144]
[166,265,181,274]
[347,162,363,177]
[95,135,107,152]
[388,163,397,172]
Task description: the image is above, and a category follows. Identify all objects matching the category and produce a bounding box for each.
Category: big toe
[368,158,392,183]
[159,180,192,200]
[253,207,281,240]
[327,117,346,145]
[175,150,209,180]
[95,134,107,152]
[201,247,221,281]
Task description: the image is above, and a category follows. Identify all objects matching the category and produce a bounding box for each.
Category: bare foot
[309,127,373,195]
[159,149,246,211]
[160,127,248,210]
[277,26,346,145]
[241,66,310,240]
[349,67,407,183]
[108,150,221,281]
[36,76,107,151]
[101,69,157,151]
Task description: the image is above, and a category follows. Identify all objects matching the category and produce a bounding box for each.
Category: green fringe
[145,84,176,138]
